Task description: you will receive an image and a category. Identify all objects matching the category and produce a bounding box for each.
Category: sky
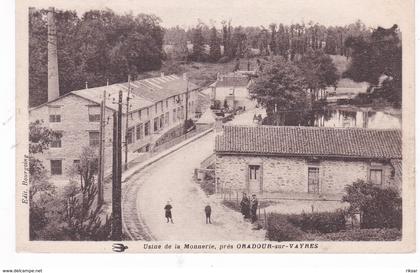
[29,0,407,29]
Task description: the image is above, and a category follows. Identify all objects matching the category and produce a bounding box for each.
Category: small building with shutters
[214,125,402,199]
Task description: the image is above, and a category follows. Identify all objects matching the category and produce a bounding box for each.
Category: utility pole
[184,78,189,134]
[124,75,131,170]
[111,91,123,241]
[97,90,106,207]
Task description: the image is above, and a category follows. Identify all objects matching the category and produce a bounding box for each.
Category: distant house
[30,74,199,185]
[215,126,402,198]
[210,72,255,110]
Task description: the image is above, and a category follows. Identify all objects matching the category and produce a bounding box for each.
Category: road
[122,131,265,241]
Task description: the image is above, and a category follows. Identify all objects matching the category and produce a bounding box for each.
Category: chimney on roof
[160,72,164,77]
[47,7,59,101]
[182,73,187,80]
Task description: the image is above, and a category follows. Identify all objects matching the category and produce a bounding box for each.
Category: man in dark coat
[240,193,250,219]
[205,204,212,224]
[164,201,173,223]
[250,194,259,223]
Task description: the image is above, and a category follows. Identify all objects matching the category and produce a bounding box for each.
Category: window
[147,108,150,117]
[180,106,184,119]
[173,109,177,123]
[89,131,100,146]
[249,165,260,180]
[166,99,169,109]
[88,106,100,122]
[50,132,62,148]
[165,112,169,125]
[154,117,159,132]
[308,167,320,194]
[138,110,142,120]
[144,121,150,136]
[50,160,62,175]
[369,169,383,185]
[127,127,134,144]
[49,114,61,123]
[136,123,143,140]
[160,101,164,112]
[160,114,164,128]
[48,106,61,123]
[73,160,80,167]
[155,104,158,114]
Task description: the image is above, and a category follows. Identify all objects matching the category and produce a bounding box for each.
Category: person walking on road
[240,193,250,219]
[250,194,259,224]
[205,204,212,224]
[164,201,173,223]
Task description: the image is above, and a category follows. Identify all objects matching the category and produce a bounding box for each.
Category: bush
[343,180,402,229]
[266,213,305,241]
[306,228,401,241]
[287,210,346,234]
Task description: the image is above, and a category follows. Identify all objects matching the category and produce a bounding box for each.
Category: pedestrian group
[163,193,258,225]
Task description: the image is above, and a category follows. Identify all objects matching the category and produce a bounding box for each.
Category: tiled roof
[30,74,199,112]
[215,125,402,159]
[127,76,200,102]
[72,85,153,113]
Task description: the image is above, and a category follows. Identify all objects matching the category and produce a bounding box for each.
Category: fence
[152,126,207,154]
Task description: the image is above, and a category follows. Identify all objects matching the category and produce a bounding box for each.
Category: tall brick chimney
[47,7,59,101]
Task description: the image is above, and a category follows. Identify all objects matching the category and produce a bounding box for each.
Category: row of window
[49,105,189,149]
[48,95,194,124]
[247,165,384,194]
[127,106,187,145]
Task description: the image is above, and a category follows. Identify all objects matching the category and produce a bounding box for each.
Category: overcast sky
[30,0,405,29]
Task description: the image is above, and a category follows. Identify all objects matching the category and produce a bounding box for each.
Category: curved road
[122,131,264,241]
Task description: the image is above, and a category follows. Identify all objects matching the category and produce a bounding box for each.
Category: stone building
[209,72,255,110]
[29,74,199,185]
[215,125,402,198]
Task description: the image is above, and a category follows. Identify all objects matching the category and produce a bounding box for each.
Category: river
[311,107,402,129]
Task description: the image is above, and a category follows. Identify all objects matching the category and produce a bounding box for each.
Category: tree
[209,26,221,62]
[249,57,308,125]
[168,26,189,61]
[269,23,277,55]
[230,27,247,58]
[29,8,165,107]
[298,49,339,102]
[344,25,402,106]
[51,146,110,240]
[69,146,99,191]
[191,26,207,62]
[29,120,57,240]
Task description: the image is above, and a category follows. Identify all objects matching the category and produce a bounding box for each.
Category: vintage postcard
[16,0,415,253]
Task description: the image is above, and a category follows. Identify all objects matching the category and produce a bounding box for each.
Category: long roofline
[214,150,402,160]
[223,124,402,132]
[29,74,199,112]
[29,92,117,112]
[216,125,402,159]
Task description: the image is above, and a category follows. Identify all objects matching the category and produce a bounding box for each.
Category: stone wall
[215,154,397,196]
[29,89,198,186]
